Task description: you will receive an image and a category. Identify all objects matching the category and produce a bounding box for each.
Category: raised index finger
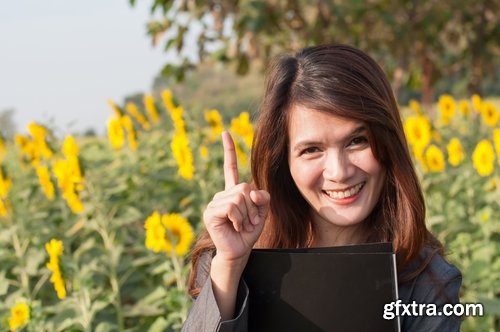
[222,131,238,189]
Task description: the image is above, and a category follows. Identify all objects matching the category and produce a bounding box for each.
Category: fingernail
[253,216,260,225]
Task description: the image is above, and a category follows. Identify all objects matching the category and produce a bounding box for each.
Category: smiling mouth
[323,182,365,199]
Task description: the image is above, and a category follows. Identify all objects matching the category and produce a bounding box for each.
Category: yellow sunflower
[144,211,194,256]
[424,144,445,172]
[480,101,499,127]
[144,94,160,124]
[171,133,194,180]
[107,117,125,150]
[62,135,79,158]
[408,99,422,115]
[472,139,495,176]
[144,211,167,253]
[8,302,30,331]
[471,94,482,113]
[0,168,12,199]
[36,165,55,200]
[161,213,195,256]
[199,145,209,159]
[458,100,471,117]
[230,112,254,148]
[161,89,176,113]
[126,102,150,130]
[446,138,465,167]
[493,129,500,165]
[437,94,456,126]
[403,115,431,150]
[204,109,224,142]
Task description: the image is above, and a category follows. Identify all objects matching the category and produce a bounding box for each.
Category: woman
[182,44,461,331]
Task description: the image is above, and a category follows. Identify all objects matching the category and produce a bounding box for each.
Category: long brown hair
[188,44,441,296]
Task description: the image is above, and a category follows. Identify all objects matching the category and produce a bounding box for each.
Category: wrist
[211,253,249,279]
[210,254,249,320]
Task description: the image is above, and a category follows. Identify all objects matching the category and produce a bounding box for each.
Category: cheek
[289,160,321,190]
[354,150,383,176]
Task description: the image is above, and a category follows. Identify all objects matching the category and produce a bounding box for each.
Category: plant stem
[12,232,30,297]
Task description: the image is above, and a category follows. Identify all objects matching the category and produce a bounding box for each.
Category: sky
[0,0,173,136]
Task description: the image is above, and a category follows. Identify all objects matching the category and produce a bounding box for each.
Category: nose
[323,150,353,183]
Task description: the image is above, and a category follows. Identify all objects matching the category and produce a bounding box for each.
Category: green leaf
[0,270,9,296]
[148,317,168,332]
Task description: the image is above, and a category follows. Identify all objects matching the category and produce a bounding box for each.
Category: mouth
[323,182,365,200]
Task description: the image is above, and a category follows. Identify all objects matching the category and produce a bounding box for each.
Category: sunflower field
[0,90,498,331]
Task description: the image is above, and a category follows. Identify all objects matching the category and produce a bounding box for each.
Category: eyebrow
[292,125,367,152]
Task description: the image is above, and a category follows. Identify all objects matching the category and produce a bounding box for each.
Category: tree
[130,0,500,102]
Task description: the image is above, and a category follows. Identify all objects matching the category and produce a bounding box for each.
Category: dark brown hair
[188,44,441,296]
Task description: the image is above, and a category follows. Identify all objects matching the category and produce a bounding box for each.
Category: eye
[348,136,368,147]
[300,146,321,155]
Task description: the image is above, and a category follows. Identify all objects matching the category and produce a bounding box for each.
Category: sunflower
[404,115,431,150]
[62,135,79,158]
[493,129,500,165]
[204,109,224,142]
[121,115,138,151]
[0,136,6,163]
[161,89,176,113]
[424,144,445,172]
[199,145,209,159]
[171,133,194,180]
[408,99,423,115]
[144,211,167,253]
[45,239,66,299]
[162,213,195,256]
[36,165,55,200]
[472,94,482,113]
[107,117,125,150]
[144,212,194,256]
[480,101,499,127]
[126,102,150,130]
[458,100,471,117]
[144,94,160,124]
[472,140,495,177]
[437,94,456,126]
[446,138,465,167]
[0,167,12,199]
[8,302,30,331]
[230,112,254,148]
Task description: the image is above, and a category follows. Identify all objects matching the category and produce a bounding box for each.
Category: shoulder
[398,246,462,304]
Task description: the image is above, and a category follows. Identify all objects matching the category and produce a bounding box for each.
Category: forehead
[288,104,365,143]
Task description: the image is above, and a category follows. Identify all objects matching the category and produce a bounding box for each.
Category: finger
[242,189,260,228]
[217,190,256,232]
[222,131,238,190]
[226,203,245,233]
[250,190,271,225]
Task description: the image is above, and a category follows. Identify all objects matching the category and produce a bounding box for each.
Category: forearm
[210,254,248,321]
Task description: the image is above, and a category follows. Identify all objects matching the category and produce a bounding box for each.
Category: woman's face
[288,104,386,244]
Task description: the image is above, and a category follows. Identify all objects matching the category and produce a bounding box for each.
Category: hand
[203,131,270,264]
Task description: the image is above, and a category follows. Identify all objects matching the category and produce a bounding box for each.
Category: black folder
[242,242,400,332]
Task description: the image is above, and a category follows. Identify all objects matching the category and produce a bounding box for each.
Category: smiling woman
[182,44,462,332]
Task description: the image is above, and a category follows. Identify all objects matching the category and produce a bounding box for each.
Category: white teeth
[325,183,364,199]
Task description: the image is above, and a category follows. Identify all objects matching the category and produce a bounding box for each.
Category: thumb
[249,190,270,225]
